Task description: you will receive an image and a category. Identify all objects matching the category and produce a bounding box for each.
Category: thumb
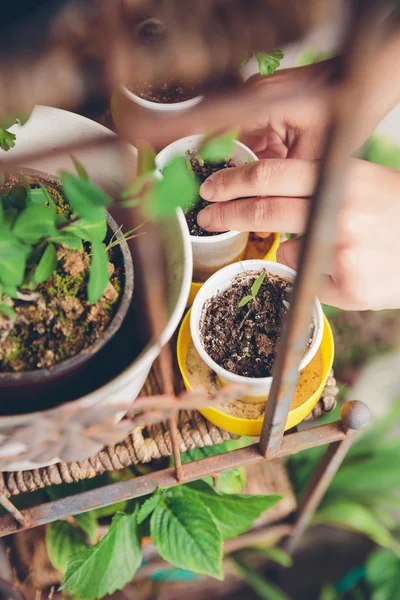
[276,238,302,270]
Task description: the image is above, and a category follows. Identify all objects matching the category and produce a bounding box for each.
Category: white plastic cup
[190,260,324,402]
[156,134,257,282]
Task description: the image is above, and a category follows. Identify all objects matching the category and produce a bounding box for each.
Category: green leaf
[198,130,237,164]
[49,233,83,250]
[55,213,68,226]
[233,555,291,600]
[0,227,29,286]
[255,546,293,568]
[0,200,3,226]
[46,520,88,573]
[148,156,199,219]
[88,242,109,304]
[251,272,266,297]
[13,205,57,244]
[33,243,58,284]
[151,487,223,580]
[282,300,290,310]
[179,438,253,465]
[186,481,281,541]
[137,490,162,525]
[2,285,18,299]
[69,215,107,243]
[138,143,156,176]
[71,155,89,180]
[314,501,398,549]
[0,303,16,320]
[217,468,247,494]
[27,187,48,206]
[60,172,111,220]
[239,295,253,308]
[61,509,142,600]
[0,128,16,152]
[74,512,97,542]
[366,548,400,600]
[255,50,284,76]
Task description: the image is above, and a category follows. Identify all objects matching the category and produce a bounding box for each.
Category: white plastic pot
[0,106,192,470]
[190,260,324,402]
[156,135,257,282]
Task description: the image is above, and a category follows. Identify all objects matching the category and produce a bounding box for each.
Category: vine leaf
[186,480,282,540]
[150,487,223,580]
[46,520,88,573]
[198,130,237,164]
[88,242,109,304]
[33,243,58,284]
[61,509,142,600]
[255,50,284,76]
[13,205,57,244]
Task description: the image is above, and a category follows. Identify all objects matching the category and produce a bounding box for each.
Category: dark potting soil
[200,270,313,378]
[0,184,123,373]
[185,154,234,237]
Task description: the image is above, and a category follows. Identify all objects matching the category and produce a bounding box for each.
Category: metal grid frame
[0,0,396,554]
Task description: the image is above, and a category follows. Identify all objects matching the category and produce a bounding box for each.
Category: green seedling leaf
[239,295,253,308]
[27,187,48,206]
[137,489,162,524]
[198,130,237,163]
[13,205,57,244]
[69,215,108,243]
[282,300,290,310]
[0,129,16,152]
[49,233,82,250]
[61,509,142,600]
[0,227,30,286]
[33,243,58,284]
[187,480,281,540]
[74,512,97,542]
[251,272,266,297]
[71,155,89,180]
[255,50,284,76]
[151,487,223,580]
[88,242,109,304]
[60,172,111,220]
[0,303,16,320]
[147,156,199,219]
[46,520,88,573]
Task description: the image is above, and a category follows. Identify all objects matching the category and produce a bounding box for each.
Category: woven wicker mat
[0,360,338,498]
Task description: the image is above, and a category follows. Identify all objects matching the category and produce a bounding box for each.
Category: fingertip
[199,178,214,201]
[276,239,301,270]
[197,207,211,230]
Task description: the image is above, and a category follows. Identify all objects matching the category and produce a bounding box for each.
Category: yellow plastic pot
[187,231,281,307]
[177,311,334,436]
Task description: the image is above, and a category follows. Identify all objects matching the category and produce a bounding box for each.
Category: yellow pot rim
[177,309,334,436]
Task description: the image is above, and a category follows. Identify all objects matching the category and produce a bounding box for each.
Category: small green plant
[282,299,290,310]
[45,478,281,599]
[240,50,284,75]
[239,271,266,308]
[0,112,31,151]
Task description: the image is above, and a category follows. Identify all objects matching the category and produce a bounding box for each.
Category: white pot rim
[190,259,324,387]
[122,85,204,111]
[156,135,258,244]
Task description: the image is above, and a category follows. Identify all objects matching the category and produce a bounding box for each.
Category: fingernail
[197,207,211,229]
[200,177,214,200]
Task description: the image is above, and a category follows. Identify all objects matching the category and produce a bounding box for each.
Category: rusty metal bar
[284,400,371,554]
[259,3,388,458]
[0,416,354,537]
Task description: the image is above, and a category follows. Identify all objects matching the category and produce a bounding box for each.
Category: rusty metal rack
[0,0,397,555]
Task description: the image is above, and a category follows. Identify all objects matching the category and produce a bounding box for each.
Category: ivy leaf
[0,227,29,286]
[147,156,199,219]
[60,172,111,220]
[46,521,88,573]
[88,242,109,304]
[255,50,284,76]
[198,130,237,164]
[74,512,97,542]
[187,480,281,540]
[137,489,162,525]
[151,487,223,580]
[61,509,142,600]
[33,243,58,284]
[366,548,400,600]
[0,304,16,320]
[239,295,253,308]
[13,205,57,244]
[0,128,16,152]
[69,215,108,243]
[251,272,266,297]
[71,155,89,180]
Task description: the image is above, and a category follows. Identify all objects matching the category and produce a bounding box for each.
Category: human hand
[197,158,400,310]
